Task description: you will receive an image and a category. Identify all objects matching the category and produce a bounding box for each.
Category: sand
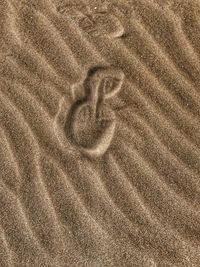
[0,0,200,266]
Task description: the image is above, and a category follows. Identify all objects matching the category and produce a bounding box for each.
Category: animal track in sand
[66,66,125,158]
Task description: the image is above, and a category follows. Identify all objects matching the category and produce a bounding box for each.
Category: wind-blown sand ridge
[0,0,200,266]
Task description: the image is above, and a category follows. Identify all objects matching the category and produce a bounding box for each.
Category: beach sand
[0,0,200,266]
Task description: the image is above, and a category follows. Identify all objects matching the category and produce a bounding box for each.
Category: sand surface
[1,0,200,266]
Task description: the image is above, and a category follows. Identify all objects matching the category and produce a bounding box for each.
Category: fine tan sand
[1,0,200,266]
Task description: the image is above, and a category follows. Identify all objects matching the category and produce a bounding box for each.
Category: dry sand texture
[1,0,200,266]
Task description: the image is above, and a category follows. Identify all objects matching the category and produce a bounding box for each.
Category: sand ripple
[0,0,200,266]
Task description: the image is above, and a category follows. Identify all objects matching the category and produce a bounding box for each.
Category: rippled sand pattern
[1,0,200,266]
